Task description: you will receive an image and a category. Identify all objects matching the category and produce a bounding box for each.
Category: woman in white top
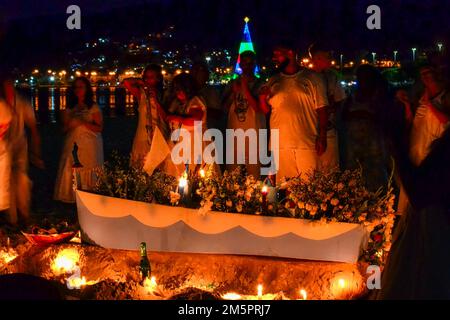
[54,77,104,203]
[396,65,449,215]
[123,64,168,168]
[166,73,207,172]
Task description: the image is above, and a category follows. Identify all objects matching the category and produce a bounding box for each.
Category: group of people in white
[0,39,450,298]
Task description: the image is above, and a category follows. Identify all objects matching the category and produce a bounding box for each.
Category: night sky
[1,0,449,70]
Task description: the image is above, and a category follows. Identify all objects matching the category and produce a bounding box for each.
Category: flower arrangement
[196,165,266,215]
[94,154,395,265]
[284,167,396,265]
[93,152,177,205]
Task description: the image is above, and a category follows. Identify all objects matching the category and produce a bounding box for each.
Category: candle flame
[261,186,268,194]
[0,249,18,265]
[66,266,97,290]
[222,292,242,300]
[51,248,79,274]
[199,169,206,178]
[144,276,158,294]
[257,284,263,298]
[179,177,188,188]
[338,278,346,289]
[299,289,307,300]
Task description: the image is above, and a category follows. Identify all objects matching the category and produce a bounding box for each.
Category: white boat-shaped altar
[76,190,369,263]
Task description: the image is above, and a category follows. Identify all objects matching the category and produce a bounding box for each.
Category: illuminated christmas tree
[234,17,259,77]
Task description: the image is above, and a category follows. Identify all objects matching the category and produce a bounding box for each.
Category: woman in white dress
[123,64,168,168]
[54,77,104,203]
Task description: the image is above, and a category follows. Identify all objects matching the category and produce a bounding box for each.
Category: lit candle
[299,289,307,300]
[338,278,346,289]
[144,276,158,294]
[261,186,268,212]
[178,176,188,197]
[199,168,205,178]
[257,284,263,300]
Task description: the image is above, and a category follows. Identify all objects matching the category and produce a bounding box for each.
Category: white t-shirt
[267,69,329,150]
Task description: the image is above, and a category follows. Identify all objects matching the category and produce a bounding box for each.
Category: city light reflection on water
[18,86,137,124]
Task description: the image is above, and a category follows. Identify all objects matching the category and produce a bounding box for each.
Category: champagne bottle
[139,242,151,281]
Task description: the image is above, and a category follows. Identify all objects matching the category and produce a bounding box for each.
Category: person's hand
[316,135,327,156]
[30,153,45,169]
[396,89,410,106]
[258,85,270,101]
[167,115,180,127]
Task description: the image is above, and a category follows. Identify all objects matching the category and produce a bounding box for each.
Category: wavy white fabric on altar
[76,190,369,263]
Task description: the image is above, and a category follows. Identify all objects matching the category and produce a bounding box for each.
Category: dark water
[17,86,138,124]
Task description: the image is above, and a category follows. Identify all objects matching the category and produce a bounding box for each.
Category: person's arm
[316,106,328,156]
[312,73,329,156]
[221,82,234,112]
[258,85,271,115]
[168,106,205,127]
[241,77,260,113]
[122,78,144,99]
[428,102,449,124]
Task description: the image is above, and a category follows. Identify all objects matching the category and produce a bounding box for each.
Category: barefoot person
[259,41,329,182]
[54,77,103,203]
[123,64,168,167]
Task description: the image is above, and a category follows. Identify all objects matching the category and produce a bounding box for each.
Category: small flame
[222,292,242,300]
[143,276,158,294]
[66,266,97,290]
[199,169,206,178]
[261,186,268,194]
[52,248,79,274]
[0,249,18,265]
[338,278,346,289]
[179,177,188,188]
[257,284,263,299]
[299,289,307,300]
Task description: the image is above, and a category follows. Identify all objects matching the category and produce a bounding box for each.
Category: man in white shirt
[259,42,329,182]
[309,43,346,170]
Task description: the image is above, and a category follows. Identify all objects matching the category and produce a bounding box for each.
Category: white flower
[169,191,180,205]
[330,198,339,206]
